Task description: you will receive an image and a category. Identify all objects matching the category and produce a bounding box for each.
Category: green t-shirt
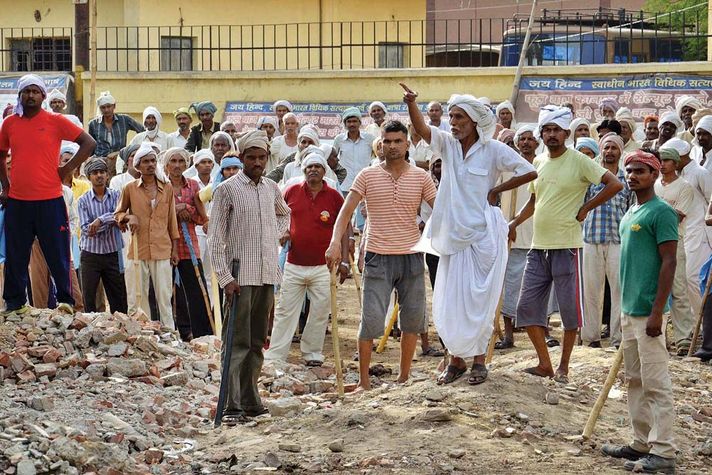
[619,196,679,317]
[529,148,606,249]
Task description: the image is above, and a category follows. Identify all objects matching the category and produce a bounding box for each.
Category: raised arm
[400,83,431,144]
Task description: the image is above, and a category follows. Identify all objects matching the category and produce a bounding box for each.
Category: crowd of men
[3,73,712,473]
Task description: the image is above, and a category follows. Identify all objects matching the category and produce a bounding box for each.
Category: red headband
[624,150,661,171]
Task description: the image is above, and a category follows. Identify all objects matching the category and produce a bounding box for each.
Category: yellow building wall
[80,61,712,129]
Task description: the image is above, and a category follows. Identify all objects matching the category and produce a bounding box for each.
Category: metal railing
[0,7,707,73]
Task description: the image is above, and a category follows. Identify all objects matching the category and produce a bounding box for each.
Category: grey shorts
[516,248,584,331]
[502,248,528,318]
[359,252,427,340]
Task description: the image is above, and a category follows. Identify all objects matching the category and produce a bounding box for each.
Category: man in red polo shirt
[0,74,96,314]
[264,151,350,366]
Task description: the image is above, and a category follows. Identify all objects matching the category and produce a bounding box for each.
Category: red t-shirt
[0,109,83,201]
[283,181,344,266]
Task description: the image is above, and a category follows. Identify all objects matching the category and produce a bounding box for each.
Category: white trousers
[684,233,712,318]
[582,243,622,346]
[128,258,174,330]
[670,240,694,346]
[264,263,331,363]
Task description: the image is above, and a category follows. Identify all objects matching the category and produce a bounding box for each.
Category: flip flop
[221,414,249,426]
[553,372,570,384]
[437,365,466,385]
[523,366,554,378]
[420,347,445,357]
[305,360,323,367]
[494,338,514,350]
[546,336,560,348]
[467,363,488,385]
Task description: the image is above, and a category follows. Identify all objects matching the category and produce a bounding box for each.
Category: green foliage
[643,0,708,60]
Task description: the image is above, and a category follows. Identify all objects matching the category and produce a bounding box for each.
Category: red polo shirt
[283,181,344,266]
[0,109,83,201]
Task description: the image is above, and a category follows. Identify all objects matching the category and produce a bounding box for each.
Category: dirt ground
[193,272,712,474]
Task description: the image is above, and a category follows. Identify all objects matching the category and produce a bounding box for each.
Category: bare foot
[553,370,570,384]
[355,382,371,392]
[523,366,555,378]
[396,375,409,384]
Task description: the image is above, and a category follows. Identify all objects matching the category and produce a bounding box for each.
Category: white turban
[695,115,712,135]
[615,107,637,133]
[47,89,66,108]
[282,112,298,124]
[599,132,625,153]
[297,124,321,147]
[476,97,491,106]
[513,124,538,148]
[447,94,497,144]
[15,74,47,117]
[60,142,80,157]
[192,149,215,165]
[272,100,293,112]
[537,105,573,137]
[675,95,702,118]
[659,111,684,133]
[142,106,162,139]
[661,137,691,157]
[133,142,158,167]
[495,100,515,117]
[220,120,235,132]
[209,131,236,152]
[301,152,329,172]
[237,129,270,154]
[569,117,591,135]
[257,116,278,129]
[97,91,115,107]
[368,101,387,113]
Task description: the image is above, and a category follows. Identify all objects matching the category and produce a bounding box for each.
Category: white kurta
[691,145,712,171]
[418,126,536,358]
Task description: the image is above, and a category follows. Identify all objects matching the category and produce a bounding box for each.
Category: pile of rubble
[0,308,346,474]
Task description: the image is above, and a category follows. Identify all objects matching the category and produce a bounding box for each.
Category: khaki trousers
[130,258,174,330]
[265,263,331,363]
[582,243,622,346]
[621,313,676,459]
[29,239,84,311]
[670,240,694,346]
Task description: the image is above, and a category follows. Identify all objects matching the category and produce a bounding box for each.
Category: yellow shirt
[529,148,606,249]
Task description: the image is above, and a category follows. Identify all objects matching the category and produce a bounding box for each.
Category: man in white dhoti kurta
[401,83,537,385]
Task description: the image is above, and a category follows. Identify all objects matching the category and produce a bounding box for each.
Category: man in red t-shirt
[264,151,350,366]
[0,74,96,314]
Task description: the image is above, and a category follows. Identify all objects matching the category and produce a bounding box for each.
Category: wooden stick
[582,346,624,439]
[211,271,223,337]
[376,301,400,354]
[508,0,538,105]
[329,268,345,398]
[132,235,141,313]
[689,266,712,356]
[349,255,362,309]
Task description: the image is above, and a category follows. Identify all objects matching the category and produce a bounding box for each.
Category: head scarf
[192,149,215,166]
[513,124,538,148]
[692,109,712,130]
[319,143,334,160]
[133,142,158,167]
[15,74,47,117]
[575,137,600,156]
[60,142,80,157]
[675,95,702,118]
[643,115,659,127]
[96,91,115,106]
[256,116,278,130]
[142,106,162,139]
[297,124,321,147]
[301,152,329,172]
[537,105,573,138]
[84,158,108,176]
[599,98,619,114]
[119,144,140,167]
[342,107,362,122]
[174,107,191,119]
[220,120,235,132]
[599,132,624,153]
[696,115,712,136]
[615,107,637,133]
[497,128,515,144]
[658,111,684,133]
[282,112,298,125]
[661,138,691,157]
[213,156,243,188]
[47,89,66,108]
[476,97,491,106]
[190,101,217,116]
[625,149,661,171]
[272,100,293,112]
[659,147,680,163]
[209,131,236,152]
[3,103,14,118]
[447,94,497,144]
[236,129,269,154]
[495,100,515,117]
[368,101,387,114]
[569,117,591,135]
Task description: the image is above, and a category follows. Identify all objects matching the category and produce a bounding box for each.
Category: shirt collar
[137,176,165,190]
[89,186,110,201]
[237,170,261,186]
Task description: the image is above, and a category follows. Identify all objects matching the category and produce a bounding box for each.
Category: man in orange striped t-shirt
[326,120,437,391]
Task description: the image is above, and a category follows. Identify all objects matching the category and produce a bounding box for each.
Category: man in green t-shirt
[509,106,623,383]
[601,149,677,474]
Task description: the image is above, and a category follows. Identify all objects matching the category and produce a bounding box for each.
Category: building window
[10,38,71,71]
[378,42,409,68]
[160,36,193,71]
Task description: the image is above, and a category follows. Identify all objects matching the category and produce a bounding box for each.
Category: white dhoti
[426,206,509,358]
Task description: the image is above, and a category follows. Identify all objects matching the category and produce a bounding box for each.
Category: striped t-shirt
[351,164,437,255]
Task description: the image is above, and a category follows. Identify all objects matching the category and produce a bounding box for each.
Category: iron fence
[0,7,708,73]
